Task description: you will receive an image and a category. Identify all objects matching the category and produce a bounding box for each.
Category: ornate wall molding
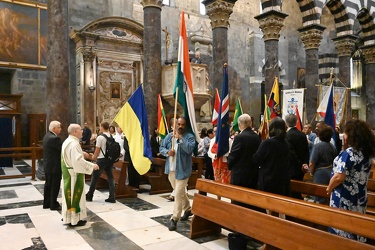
[255,10,288,41]
[298,24,325,50]
[204,0,236,29]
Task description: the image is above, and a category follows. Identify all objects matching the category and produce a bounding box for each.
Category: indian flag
[174,11,200,148]
[157,94,167,139]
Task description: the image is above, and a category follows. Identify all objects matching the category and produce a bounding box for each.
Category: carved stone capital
[361,45,375,64]
[298,24,325,50]
[255,10,288,41]
[140,0,162,9]
[332,35,358,57]
[203,0,236,29]
[81,47,96,62]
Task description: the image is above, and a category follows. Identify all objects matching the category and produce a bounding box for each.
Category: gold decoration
[205,0,235,29]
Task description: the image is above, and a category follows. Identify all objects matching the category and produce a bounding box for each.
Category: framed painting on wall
[110,82,121,99]
[0,0,47,69]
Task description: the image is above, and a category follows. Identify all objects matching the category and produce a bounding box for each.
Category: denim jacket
[159,132,195,180]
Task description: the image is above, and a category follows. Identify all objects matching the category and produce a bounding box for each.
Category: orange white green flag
[173,11,200,149]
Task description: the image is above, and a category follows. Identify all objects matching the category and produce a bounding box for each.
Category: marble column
[333,35,357,121]
[298,24,325,123]
[46,0,70,139]
[81,47,96,130]
[203,0,237,94]
[141,0,162,132]
[255,10,288,97]
[362,45,375,126]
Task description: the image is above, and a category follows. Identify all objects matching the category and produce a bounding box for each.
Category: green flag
[232,98,243,132]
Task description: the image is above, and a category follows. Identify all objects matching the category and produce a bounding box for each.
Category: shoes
[69,220,87,227]
[50,205,61,211]
[166,195,174,202]
[43,205,49,209]
[105,198,116,203]
[180,209,193,221]
[86,194,93,202]
[168,219,177,231]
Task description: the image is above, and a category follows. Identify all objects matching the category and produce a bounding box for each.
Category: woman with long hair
[326,119,375,242]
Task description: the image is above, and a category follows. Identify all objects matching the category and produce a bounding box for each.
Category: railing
[0,147,43,180]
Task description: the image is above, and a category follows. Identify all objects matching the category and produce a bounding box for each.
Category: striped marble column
[362,45,375,126]
[298,24,325,123]
[333,35,357,120]
[255,10,288,97]
[141,0,162,131]
[46,0,70,139]
[203,0,237,94]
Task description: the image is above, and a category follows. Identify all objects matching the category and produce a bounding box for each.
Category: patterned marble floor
[0,161,237,250]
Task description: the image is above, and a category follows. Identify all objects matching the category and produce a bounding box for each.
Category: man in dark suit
[43,121,63,210]
[81,122,92,146]
[228,114,261,189]
[285,114,309,199]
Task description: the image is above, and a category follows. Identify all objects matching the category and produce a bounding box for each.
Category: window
[200,1,205,15]
[163,0,169,6]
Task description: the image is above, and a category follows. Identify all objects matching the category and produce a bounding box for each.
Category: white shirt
[113,132,125,161]
[96,132,111,159]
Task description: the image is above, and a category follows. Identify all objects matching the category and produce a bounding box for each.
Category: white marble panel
[142,236,208,250]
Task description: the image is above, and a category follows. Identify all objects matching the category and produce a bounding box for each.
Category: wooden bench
[191,179,375,249]
[290,179,375,216]
[143,156,204,195]
[96,160,137,198]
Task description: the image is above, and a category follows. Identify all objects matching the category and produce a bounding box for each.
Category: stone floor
[0,160,243,250]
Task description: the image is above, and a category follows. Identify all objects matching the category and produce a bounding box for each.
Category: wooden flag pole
[172,87,179,150]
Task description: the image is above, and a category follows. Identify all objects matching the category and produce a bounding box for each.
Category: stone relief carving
[95,27,142,43]
[204,0,235,29]
[98,60,134,71]
[99,71,133,122]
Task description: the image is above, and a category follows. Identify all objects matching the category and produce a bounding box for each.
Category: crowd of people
[41,114,375,243]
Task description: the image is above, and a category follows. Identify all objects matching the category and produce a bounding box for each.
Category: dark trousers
[43,172,62,208]
[87,159,115,200]
[128,162,140,188]
[204,154,214,180]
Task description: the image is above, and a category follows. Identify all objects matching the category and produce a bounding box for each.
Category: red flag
[211,88,220,125]
[295,105,302,131]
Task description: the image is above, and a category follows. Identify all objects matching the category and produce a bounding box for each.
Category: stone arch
[261,0,282,12]
[325,0,353,37]
[296,0,322,26]
[357,8,375,46]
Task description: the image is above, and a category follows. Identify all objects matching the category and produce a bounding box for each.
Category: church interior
[1,0,375,249]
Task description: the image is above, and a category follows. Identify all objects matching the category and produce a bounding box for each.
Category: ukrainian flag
[113,85,152,175]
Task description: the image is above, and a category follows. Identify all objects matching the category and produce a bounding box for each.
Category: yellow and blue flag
[113,85,152,175]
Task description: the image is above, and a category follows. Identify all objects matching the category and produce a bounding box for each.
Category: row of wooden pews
[96,157,205,198]
[190,179,375,249]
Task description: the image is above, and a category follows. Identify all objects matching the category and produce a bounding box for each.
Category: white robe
[61,135,95,225]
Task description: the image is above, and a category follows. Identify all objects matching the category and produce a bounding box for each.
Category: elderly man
[160,117,195,231]
[228,114,261,189]
[61,124,99,227]
[42,121,63,211]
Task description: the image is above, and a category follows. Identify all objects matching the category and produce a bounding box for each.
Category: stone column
[81,47,96,130]
[141,0,162,132]
[255,10,288,97]
[203,0,237,94]
[362,45,375,125]
[298,24,325,123]
[333,35,357,121]
[46,0,70,139]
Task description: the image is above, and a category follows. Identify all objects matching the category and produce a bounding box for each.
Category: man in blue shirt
[160,117,195,231]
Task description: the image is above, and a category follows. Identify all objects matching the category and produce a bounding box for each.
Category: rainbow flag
[113,85,152,175]
[174,11,200,148]
[157,94,167,139]
[259,94,270,140]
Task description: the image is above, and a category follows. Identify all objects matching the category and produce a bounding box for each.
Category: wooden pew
[191,179,375,249]
[368,179,375,192]
[290,179,375,216]
[96,160,137,198]
[144,157,204,195]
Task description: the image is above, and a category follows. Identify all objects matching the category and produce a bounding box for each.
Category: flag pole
[163,115,169,134]
[172,87,179,150]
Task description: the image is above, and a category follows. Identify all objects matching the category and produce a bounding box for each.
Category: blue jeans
[313,167,332,203]
[87,158,115,200]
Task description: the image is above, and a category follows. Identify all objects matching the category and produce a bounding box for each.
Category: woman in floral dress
[326,119,375,242]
